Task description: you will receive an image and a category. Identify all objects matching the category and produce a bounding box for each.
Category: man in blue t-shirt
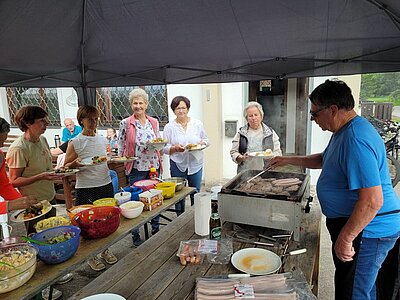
[61,118,82,142]
[269,80,400,300]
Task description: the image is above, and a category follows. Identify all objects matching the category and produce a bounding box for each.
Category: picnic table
[3,187,196,300]
[71,197,322,300]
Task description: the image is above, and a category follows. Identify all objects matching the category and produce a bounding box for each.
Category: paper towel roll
[194,192,211,236]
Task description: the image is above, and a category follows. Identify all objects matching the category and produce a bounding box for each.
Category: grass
[367,97,400,106]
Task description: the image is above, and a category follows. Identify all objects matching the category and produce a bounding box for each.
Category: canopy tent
[1,0,400,104]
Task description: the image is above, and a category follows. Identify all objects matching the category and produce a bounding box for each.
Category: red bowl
[73,206,121,239]
[133,179,159,191]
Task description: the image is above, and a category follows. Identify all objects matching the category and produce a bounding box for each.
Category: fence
[360,100,393,121]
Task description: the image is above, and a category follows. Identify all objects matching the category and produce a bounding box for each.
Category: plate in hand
[10,201,53,223]
[186,144,208,151]
[80,156,108,166]
[109,156,137,163]
[50,168,80,176]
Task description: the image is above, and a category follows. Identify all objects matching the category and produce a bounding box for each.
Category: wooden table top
[3,187,196,300]
[71,197,322,300]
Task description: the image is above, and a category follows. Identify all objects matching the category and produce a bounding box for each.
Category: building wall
[0,75,361,186]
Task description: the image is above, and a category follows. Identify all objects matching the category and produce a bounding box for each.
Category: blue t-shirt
[62,125,82,142]
[317,116,400,238]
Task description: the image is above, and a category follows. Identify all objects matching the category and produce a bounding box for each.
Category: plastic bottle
[209,200,221,240]
[149,167,158,179]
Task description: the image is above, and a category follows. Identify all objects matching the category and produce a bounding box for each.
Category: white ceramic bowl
[119,201,144,219]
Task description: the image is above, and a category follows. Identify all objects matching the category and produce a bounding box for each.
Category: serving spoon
[21,236,51,246]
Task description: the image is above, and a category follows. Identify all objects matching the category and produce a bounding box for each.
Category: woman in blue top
[269,80,400,300]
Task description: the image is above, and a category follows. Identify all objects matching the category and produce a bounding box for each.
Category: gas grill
[219,170,312,241]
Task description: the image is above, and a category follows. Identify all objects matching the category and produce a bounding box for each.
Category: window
[6,87,61,126]
[6,85,169,129]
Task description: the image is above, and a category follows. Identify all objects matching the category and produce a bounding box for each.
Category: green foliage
[361,72,400,103]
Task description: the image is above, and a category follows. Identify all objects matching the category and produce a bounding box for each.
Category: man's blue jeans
[170,160,202,215]
[128,168,160,240]
[352,231,400,300]
[327,217,399,300]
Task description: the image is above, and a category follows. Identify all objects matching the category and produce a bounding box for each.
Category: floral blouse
[134,119,159,171]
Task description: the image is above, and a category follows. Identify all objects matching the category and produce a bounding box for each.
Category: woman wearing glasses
[230,101,282,174]
[163,96,209,213]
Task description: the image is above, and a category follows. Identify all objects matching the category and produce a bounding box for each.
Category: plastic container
[123,186,143,201]
[31,225,81,264]
[114,192,131,205]
[74,206,121,239]
[34,216,71,232]
[119,201,144,219]
[155,182,176,199]
[133,179,159,191]
[0,243,37,293]
[149,167,158,180]
[93,198,117,207]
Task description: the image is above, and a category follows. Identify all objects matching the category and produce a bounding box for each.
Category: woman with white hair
[117,87,162,246]
[230,101,282,173]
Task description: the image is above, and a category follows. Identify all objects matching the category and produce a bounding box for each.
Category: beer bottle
[209,200,221,240]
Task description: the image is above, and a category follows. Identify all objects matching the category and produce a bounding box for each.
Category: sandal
[100,248,118,265]
[87,256,106,271]
[56,272,73,284]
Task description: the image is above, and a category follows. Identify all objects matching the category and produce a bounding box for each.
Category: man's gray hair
[129,88,149,105]
[244,101,264,119]
[0,117,10,134]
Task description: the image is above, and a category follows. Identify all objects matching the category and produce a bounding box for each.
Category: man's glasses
[309,106,328,118]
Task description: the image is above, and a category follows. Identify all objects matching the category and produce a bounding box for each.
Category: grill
[219,170,312,241]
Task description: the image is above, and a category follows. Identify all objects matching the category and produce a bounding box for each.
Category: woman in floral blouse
[117,88,162,246]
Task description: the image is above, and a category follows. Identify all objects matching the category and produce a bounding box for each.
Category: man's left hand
[334,236,355,262]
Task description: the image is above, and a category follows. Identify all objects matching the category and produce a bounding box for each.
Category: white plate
[10,202,53,223]
[248,151,274,159]
[187,144,208,152]
[109,156,137,163]
[231,248,282,275]
[80,157,108,166]
[51,169,80,176]
[149,142,167,151]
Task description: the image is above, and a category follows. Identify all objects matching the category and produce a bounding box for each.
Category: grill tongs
[246,166,272,183]
[233,234,274,247]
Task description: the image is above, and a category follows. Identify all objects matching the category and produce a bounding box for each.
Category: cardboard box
[139,189,163,204]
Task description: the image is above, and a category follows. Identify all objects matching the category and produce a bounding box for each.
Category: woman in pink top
[117,88,162,246]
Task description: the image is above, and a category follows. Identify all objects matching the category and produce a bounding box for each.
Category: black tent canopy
[1,0,400,102]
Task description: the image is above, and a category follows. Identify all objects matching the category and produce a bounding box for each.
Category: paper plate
[51,169,79,176]
[187,144,208,151]
[80,157,108,166]
[109,156,137,163]
[11,202,53,223]
[248,151,274,159]
[231,248,282,275]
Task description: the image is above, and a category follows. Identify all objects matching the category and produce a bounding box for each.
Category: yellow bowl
[34,216,71,232]
[93,198,117,207]
[155,182,176,199]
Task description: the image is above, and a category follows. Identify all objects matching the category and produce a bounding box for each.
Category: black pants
[326,217,364,300]
[75,182,114,206]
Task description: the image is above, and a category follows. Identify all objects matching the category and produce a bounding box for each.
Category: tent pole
[80,0,88,105]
